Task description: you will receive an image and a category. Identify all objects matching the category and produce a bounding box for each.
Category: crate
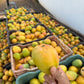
[16,54,84,84]
[58,31,84,48]
[71,42,84,57]
[8,23,52,46]
[32,11,84,40]
[0,47,11,69]
[7,13,34,23]
[47,36,73,61]
[32,12,71,36]
[10,35,73,78]
[7,16,40,32]
[16,70,40,84]
[5,7,29,16]
[0,18,9,52]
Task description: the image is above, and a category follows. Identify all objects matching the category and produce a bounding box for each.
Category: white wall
[39,0,84,35]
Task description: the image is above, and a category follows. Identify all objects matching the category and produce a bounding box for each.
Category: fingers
[50,66,64,80]
[49,66,70,84]
[44,66,69,84]
[44,74,56,84]
[43,81,56,84]
[50,66,61,80]
[43,81,48,84]
[50,66,57,79]
[44,74,51,82]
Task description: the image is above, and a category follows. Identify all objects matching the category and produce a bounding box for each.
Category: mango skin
[32,44,59,74]
[81,67,84,77]
[66,71,77,81]
[76,76,84,84]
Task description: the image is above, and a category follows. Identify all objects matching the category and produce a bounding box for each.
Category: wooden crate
[10,35,73,78]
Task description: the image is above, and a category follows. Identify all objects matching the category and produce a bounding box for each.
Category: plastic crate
[16,54,84,84]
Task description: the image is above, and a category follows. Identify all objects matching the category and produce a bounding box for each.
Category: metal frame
[6,0,17,9]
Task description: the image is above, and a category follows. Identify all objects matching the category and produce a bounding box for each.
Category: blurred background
[0,0,84,35]
[0,0,45,13]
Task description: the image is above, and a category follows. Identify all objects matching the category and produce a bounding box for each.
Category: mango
[14,53,21,60]
[70,81,78,84]
[66,71,77,81]
[22,49,30,57]
[29,59,35,66]
[8,70,14,77]
[32,44,59,74]
[38,72,45,83]
[72,59,83,68]
[0,72,3,78]
[76,76,84,84]
[81,67,84,77]
[29,78,41,84]
[13,46,21,53]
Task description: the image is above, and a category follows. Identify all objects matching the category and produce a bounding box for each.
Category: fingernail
[51,82,56,84]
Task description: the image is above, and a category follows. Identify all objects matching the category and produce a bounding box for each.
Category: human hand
[43,66,70,84]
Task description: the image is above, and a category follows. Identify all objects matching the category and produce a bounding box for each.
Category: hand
[43,66,70,84]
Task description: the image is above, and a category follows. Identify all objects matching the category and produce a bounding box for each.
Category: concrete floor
[0,0,46,13]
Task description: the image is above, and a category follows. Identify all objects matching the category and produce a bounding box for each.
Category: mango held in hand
[32,44,59,74]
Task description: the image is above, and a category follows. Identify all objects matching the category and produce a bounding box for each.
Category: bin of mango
[10,44,38,78]
[0,20,7,39]
[16,55,84,84]
[58,33,81,48]
[0,48,11,68]
[33,12,59,27]
[50,25,68,35]
[7,13,34,23]
[6,7,29,18]
[72,43,84,57]
[60,55,84,84]
[33,13,68,35]
[7,17,40,31]
[10,35,72,78]
[8,24,52,46]
[0,38,9,51]
[0,19,9,51]
[0,68,16,84]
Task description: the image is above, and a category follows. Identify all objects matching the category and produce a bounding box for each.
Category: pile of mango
[0,21,7,39]
[9,25,50,44]
[0,21,8,50]
[0,69,16,84]
[72,44,84,57]
[12,38,65,70]
[59,33,80,47]
[60,59,84,84]
[34,13,68,35]
[6,7,28,17]
[12,45,35,70]
[0,49,10,67]
[8,13,33,22]
[34,13,59,27]
[0,38,8,50]
[8,17,38,30]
